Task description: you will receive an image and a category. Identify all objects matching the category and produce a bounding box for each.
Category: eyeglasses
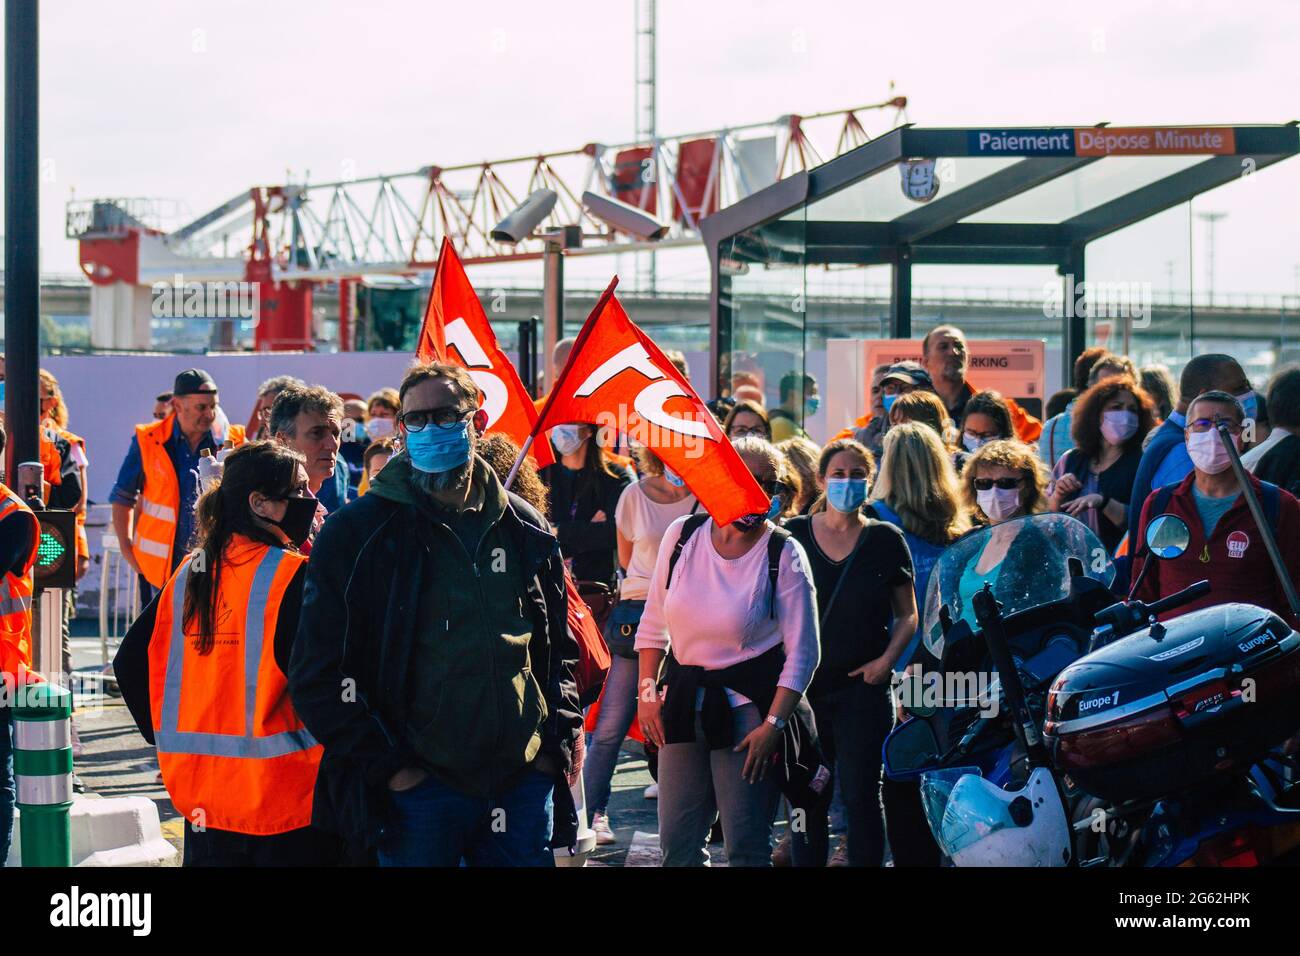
[752,475,788,496]
[973,477,1024,491]
[399,406,473,432]
[1187,417,1243,435]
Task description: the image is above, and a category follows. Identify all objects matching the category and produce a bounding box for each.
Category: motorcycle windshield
[919,766,984,850]
[921,514,1114,659]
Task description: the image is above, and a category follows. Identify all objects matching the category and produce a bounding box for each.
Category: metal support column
[1061,245,1087,387]
[5,0,40,481]
[890,245,913,339]
[542,239,564,392]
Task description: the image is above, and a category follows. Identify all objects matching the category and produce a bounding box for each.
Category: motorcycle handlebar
[1146,579,1211,618]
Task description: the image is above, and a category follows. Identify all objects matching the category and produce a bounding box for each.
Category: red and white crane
[68,95,908,351]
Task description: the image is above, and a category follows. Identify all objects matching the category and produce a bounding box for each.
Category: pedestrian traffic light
[34,509,76,589]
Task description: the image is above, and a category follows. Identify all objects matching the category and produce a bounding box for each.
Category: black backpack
[664,513,790,619]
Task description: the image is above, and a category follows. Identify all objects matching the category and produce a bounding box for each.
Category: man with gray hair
[270,383,350,513]
[253,374,307,440]
[1133,389,1300,627]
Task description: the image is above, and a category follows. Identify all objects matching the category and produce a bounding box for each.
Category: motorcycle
[884,510,1300,866]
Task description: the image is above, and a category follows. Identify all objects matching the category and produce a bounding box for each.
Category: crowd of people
[3,319,1300,869]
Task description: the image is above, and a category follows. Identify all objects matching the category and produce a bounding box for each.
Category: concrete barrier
[7,795,177,867]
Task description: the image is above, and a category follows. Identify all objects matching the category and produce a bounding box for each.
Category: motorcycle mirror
[1145,513,1190,560]
[883,717,941,776]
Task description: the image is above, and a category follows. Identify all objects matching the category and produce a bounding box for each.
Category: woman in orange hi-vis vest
[114,441,339,866]
[0,421,42,866]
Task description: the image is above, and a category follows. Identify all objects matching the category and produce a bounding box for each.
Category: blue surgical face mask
[405,419,472,474]
[826,477,868,513]
[1236,389,1258,421]
[804,395,821,417]
[962,432,987,453]
[663,465,685,488]
[882,393,898,414]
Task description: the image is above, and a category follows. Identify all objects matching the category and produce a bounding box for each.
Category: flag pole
[503,433,536,491]
[507,276,620,490]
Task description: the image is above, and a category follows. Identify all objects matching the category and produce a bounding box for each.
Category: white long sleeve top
[634,515,820,704]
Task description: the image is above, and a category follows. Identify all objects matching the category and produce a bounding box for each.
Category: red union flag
[533,278,769,526]
[417,238,554,467]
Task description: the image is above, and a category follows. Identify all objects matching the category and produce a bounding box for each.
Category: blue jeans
[0,708,12,866]
[378,769,555,867]
[582,654,641,815]
[658,704,780,867]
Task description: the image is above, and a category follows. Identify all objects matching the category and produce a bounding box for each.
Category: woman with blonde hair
[887,390,966,472]
[865,422,970,868]
[776,437,820,516]
[868,423,970,617]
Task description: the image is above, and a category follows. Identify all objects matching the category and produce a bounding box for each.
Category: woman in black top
[784,438,917,867]
[1047,375,1155,553]
[539,423,633,590]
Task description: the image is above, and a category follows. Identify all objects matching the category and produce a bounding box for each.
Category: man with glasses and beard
[288,362,582,867]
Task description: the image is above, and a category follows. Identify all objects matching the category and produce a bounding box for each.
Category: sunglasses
[973,477,1024,491]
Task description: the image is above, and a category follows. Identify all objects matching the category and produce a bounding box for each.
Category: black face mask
[264,495,318,548]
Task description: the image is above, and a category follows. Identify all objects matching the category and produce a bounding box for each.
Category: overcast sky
[11,0,1300,295]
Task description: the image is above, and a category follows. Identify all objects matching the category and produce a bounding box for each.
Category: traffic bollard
[13,682,73,867]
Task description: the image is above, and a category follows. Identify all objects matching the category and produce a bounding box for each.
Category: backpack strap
[766,526,791,619]
[1150,483,1177,520]
[1255,479,1281,528]
[665,513,711,592]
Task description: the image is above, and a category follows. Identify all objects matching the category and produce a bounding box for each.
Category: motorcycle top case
[1043,603,1300,803]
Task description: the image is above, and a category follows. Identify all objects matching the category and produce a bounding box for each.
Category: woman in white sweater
[635,437,820,867]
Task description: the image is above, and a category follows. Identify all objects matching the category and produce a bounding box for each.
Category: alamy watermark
[151,275,260,324]
[1043,274,1152,329]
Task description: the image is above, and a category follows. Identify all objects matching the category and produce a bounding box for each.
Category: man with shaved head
[1127,353,1257,548]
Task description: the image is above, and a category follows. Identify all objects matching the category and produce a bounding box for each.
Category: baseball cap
[173,368,218,396]
[881,361,933,390]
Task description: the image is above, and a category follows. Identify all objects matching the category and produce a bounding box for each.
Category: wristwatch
[765,713,787,731]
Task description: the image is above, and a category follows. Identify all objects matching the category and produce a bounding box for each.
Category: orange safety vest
[134,415,246,588]
[0,484,40,688]
[148,537,321,835]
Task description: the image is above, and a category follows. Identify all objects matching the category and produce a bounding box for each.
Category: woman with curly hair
[962,438,1049,527]
[1047,375,1155,553]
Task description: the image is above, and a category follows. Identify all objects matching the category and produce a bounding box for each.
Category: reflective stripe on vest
[155,548,318,758]
[134,416,182,588]
[139,498,177,522]
[0,487,38,676]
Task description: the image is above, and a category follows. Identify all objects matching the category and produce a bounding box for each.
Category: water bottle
[196,448,222,494]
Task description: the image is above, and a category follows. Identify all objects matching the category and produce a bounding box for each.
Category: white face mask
[552,424,587,457]
[365,415,395,439]
[962,432,988,453]
[1186,429,1236,475]
[1100,410,1139,445]
[977,486,1022,523]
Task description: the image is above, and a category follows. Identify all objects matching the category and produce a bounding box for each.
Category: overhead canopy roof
[701,124,1300,267]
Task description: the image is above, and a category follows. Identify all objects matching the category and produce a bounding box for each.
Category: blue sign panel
[967,129,1076,156]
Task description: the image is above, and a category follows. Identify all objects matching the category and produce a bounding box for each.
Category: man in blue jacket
[1128,353,1255,548]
